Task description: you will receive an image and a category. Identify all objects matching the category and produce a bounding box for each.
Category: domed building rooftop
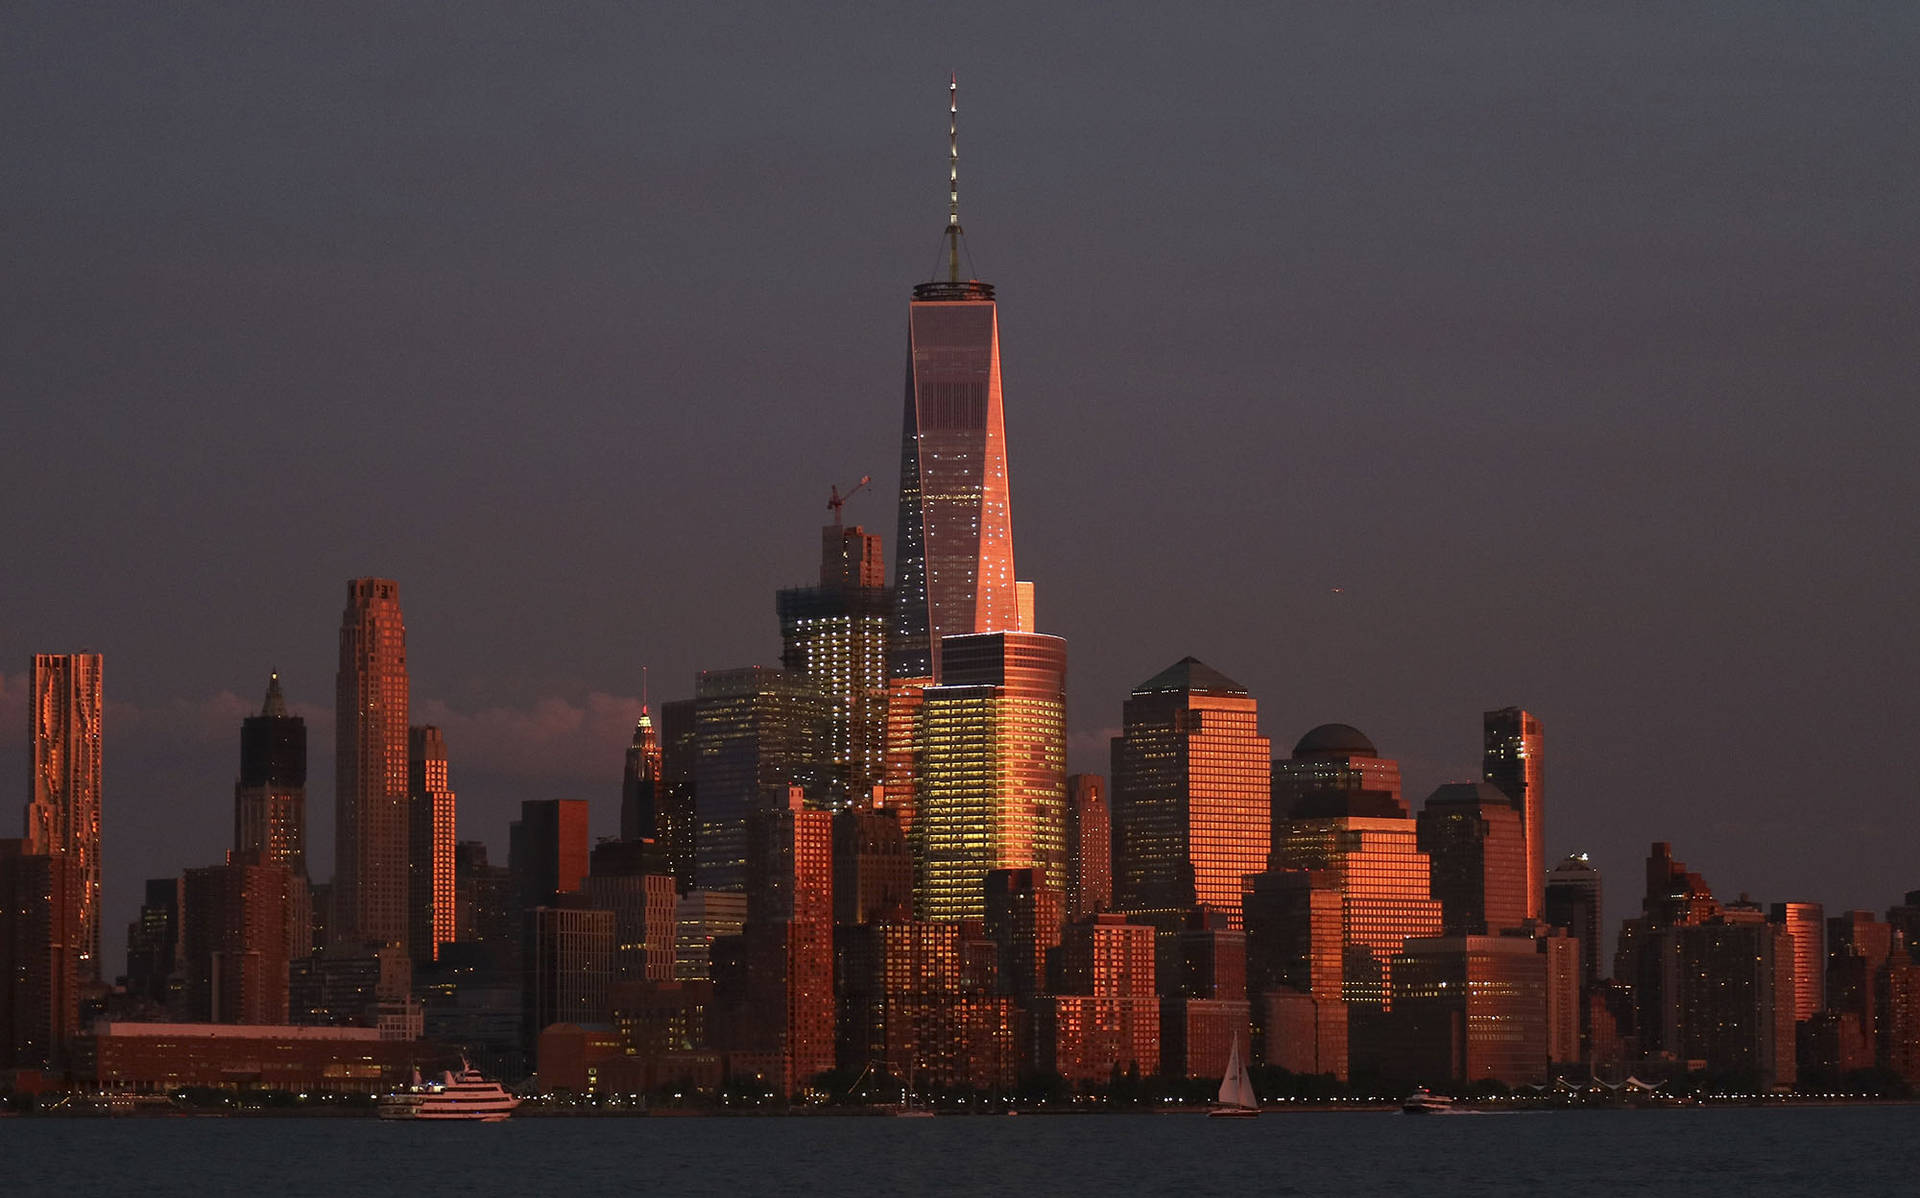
[1291,723,1377,759]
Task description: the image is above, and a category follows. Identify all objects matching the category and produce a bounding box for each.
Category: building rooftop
[1291,723,1377,758]
[1132,656,1249,697]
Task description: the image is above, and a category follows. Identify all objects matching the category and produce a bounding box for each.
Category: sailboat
[1208,1033,1260,1118]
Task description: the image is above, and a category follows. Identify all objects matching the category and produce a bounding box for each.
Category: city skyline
[5,5,1917,975]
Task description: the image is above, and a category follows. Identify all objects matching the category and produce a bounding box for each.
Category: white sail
[1218,1034,1257,1110]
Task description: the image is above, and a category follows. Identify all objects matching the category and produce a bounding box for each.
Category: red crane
[827,475,872,525]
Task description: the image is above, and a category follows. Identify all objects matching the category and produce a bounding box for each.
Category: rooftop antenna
[828,475,872,526]
[946,72,962,284]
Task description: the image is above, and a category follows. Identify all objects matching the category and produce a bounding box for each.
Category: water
[4,1107,1915,1197]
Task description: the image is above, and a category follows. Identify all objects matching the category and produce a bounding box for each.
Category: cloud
[415,692,644,783]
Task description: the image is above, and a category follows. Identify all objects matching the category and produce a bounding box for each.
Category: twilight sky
[4,5,1916,971]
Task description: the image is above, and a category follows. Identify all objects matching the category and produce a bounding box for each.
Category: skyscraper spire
[947,71,962,284]
[262,670,288,718]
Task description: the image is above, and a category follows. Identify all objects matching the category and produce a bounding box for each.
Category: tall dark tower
[889,75,1021,683]
[1482,707,1544,920]
[235,672,308,876]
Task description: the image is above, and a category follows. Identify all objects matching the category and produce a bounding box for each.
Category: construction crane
[827,476,872,525]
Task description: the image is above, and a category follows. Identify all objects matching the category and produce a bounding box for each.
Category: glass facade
[1110,658,1270,933]
[916,633,1067,922]
[1273,817,1443,1006]
[690,668,830,895]
[890,297,1018,682]
[1483,706,1545,920]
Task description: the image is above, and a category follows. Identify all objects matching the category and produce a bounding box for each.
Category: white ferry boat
[1401,1087,1455,1114]
[379,1060,520,1122]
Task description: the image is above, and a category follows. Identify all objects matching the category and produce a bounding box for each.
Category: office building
[777,523,892,804]
[1110,658,1270,936]
[1482,706,1545,920]
[1544,853,1603,989]
[25,652,103,979]
[333,579,409,948]
[916,633,1067,922]
[690,668,830,895]
[1416,782,1527,936]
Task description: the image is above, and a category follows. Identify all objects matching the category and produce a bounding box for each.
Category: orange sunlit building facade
[915,633,1067,923]
[1110,658,1270,938]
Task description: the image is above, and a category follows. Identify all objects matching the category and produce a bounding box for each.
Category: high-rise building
[834,919,1020,1092]
[1385,933,1553,1086]
[1544,852,1603,987]
[690,668,830,895]
[1663,909,1797,1089]
[1242,867,1347,1078]
[1035,913,1159,1083]
[25,652,103,979]
[585,840,678,983]
[916,632,1067,922]
[888,78,1020,685]
[0,840,83,1069]
[1416,782,1528,936]
[1483,706,1545,920]
[658,699,699,892]
[620,707,663,843]
[234,672,307,877]
[778,523,892,804]
[407,726,457,964]
[1612,841,1721,1060]
[1065,774,1111,922]
[1110,658,1270,938]
[525,902,616,1057]
[183,860,292,1024]
[333,579,410,949]
[1768,901,1825,1024]
[673,890,749,982]
[733,794,835,1096]
[125,876,186,1011]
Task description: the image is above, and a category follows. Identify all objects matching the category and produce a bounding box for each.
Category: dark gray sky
[5,4,1916,971]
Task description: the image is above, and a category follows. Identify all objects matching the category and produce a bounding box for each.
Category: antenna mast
[946,72,962,284]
